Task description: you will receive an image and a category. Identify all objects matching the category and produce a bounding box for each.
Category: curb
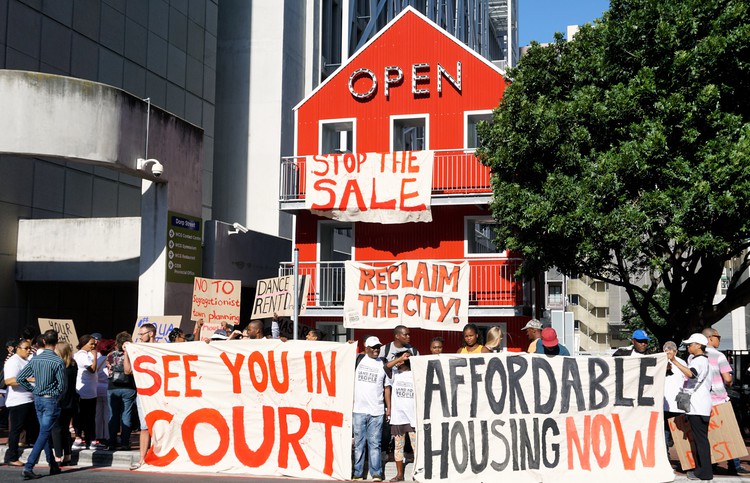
[1,446,139,469]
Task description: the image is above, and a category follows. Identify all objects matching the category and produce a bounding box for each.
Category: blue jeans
[353,412,383,479]
[25,395,61,472]
[108,387,137,448]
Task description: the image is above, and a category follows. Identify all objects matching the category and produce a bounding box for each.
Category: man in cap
[535,327,570,356]
[521,319,543,353]
[613,329,652,356]
[352,336,390,482]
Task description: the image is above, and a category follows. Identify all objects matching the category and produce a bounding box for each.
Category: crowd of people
[0,320,745,481]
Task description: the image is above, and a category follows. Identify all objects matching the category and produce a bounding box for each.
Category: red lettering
[311,155,330,176]
[220,352,245,394]
[234,406,275,467]
[613,411,657,470]
[311,179,336,210]
[370,178,397,209]
[134,355,161,396]
[591,414,612,468]
[182,408,230,466]
[315,351,336,397]
[311,409,344,476]
[399,178,425,211]
[268,351,289,393]
[183,355,202,397]
[162,355,181,397]
[278,407,310,470]
[144,410,178,466]
[339,179,366,211]
[248,351,269,392]
[566,415,591,470]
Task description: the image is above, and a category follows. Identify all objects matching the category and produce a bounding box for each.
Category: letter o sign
[349,68,377,99]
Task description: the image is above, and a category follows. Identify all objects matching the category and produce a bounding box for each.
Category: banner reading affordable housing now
[411,353,674,483]
[125,340,355,480]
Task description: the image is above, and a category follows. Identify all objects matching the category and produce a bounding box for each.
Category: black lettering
[448,358,468,417]
[614,358,634,407]
[450,421,468,474]
[485,358,507,414]
[588,357,610,410]
[516,418,540,470]
[490,420,511,471]
[560,358,585,413]
[468,420,489,474]
[424,360,450,419]
[507,356,529,414]
[423,422,449,479]
[542,418,560,468]
[469,358,485,418]
[532,357,557,414]
[637,357,656,406]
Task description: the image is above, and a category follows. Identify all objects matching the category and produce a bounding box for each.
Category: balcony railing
[280,150,491,203]
[279,258,523,308]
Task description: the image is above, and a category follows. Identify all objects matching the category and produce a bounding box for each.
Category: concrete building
[0,0,518,342]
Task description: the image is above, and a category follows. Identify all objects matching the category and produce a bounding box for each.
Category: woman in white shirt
[3,339,38,466]
[72,334,99,449]
[668,333,712,481]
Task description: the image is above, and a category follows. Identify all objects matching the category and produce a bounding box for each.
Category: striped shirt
[16,348,66,398]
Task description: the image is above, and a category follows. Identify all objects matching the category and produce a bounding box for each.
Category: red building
[279,7,535,353]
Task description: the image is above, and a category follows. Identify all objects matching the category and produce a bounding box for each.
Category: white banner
[125,340,355,480]
[411,353,674,483]
[251,275,311,319]
[305,151,433,223]
[343,260,469,331]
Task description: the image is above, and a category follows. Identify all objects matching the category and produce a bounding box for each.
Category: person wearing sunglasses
[613,329,653,356]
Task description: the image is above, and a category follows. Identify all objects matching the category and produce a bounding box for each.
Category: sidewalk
[0,430,748,481]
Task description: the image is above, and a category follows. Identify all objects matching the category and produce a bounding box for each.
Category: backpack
[108,351,133,386]
[381,342,417,361]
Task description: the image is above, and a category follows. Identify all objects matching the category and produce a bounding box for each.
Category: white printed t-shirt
[74,350,98,399]
[353,356,387,416]
[684,354,712,417]
[387,369,416,428]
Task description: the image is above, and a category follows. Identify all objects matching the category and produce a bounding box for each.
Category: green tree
[477,0,750,343]
[621,287,669,353]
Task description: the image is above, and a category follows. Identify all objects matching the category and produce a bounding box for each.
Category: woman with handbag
[667,333,712,481]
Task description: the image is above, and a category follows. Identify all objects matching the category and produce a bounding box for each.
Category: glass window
[466,218,502,255]
[321,120,354,154]
[392,117,427,151]
[466,112,493,149]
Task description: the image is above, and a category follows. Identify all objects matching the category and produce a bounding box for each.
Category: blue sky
[519,0,611,46]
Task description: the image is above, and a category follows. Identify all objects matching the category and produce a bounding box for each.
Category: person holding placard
[107,332,137,451]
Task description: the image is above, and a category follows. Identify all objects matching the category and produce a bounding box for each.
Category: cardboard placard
[132,315,183,343]
[251,275,310,319]
[669,401,748,469]
[38,318,79,348]
[191,277,241,340]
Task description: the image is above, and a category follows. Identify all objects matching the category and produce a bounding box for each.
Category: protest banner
[343,260,469,331]
[410,353,674,483]
[305,151,434,224]
[668,401,748,469]
[132,316,183,343]
[38,318,78,348]
[251,275,311,319]
[124,339,355,479]
[191,277,241,339]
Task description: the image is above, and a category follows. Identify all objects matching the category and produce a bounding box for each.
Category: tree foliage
[477,0,750,342]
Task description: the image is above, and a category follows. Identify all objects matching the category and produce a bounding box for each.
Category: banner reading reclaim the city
[410,353,674,483]
[125,340,355,480]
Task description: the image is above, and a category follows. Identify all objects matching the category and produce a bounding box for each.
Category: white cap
[365,336,382,348]
[681,333,708,346]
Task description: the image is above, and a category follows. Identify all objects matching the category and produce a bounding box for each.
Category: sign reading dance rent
[305,151,434,224]
[344,260,469,331]
[410,353,674,483]
[125,340,355,479]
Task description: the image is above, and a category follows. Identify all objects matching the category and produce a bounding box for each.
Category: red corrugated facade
[289,8,532,353]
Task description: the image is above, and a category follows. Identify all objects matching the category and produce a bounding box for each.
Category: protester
[130,323,156,470]
[107,332,137,451]
[667,333,712,481]
[245,320,265,340]
[661,341,685,455]
[521,319,543,353]
[51,341,77,465]
[535,327,570,356]
[167,328,187,343]
[701,327,748,474]
[484,326,504,352]
[306,329,322,341]
[92,339,115,449]
[271,312,288,339]
[210,329,229,341]
[352,336,391,481]
[4,338,38,467]
[192,318,205,342]
[429,337,444,355]
[386,354,416,482]
[457,324,488,354]
[15,329,65,479]
[613,329,652,356]
[381,326,420,361]
[72,334,99,450]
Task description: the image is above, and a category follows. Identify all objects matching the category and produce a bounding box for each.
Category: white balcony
[279,150,492,210]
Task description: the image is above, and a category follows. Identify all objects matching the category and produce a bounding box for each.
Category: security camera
[137,158,164,178]
[232,222,249,234]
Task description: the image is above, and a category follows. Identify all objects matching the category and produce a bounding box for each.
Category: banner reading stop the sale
[126,339,355,479]
[305,151,434,224]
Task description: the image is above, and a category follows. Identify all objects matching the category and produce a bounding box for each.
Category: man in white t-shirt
[352,336,390,482]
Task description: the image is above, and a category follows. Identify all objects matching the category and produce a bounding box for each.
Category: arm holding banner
[668,351,695,379]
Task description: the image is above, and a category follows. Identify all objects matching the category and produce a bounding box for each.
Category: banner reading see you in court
[411,353,674,483]
[125,340,355,480]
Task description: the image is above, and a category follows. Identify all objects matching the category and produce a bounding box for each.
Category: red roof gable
[295,7,509,154]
